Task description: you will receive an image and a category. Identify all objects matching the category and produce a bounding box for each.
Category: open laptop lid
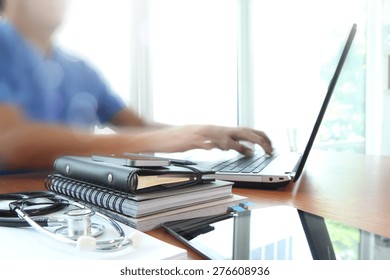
[292,23,357,182]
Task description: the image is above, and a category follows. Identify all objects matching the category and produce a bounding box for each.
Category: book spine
[45,174,136,217]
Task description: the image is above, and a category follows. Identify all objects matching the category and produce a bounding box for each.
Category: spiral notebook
[45,174,234,218]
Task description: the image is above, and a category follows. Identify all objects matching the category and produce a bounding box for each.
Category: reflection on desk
[164,205,390,260]
[163,206,314,260]
[325,219,390,260]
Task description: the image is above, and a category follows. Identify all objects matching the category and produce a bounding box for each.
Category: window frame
[132,0,384,154]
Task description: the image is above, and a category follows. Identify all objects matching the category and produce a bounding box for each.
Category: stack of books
[45,155,247,231]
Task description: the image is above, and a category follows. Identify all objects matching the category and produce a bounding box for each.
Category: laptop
[162,23,357,189]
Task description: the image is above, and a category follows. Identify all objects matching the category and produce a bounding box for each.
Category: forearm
[0,120,273,171]
[0,123,159,171]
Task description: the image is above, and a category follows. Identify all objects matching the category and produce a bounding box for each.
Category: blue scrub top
[0,21,126,128]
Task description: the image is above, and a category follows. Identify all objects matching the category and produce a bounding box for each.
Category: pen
[123,152,197,165]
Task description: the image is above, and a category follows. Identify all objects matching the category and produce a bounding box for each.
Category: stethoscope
[0,191,134,252]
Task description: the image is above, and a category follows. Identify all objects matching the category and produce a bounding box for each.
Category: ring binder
[54,156,215,194]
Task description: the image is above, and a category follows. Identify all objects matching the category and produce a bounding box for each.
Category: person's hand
[140,125,273,155]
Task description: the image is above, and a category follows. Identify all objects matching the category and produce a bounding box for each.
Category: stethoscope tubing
[0,191,64,227]
[0,217,49,227]
[0,192,132,252]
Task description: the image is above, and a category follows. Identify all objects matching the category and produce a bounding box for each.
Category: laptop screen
[293,23,357,182]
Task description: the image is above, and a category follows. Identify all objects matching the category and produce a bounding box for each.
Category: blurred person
[0,0,272,172]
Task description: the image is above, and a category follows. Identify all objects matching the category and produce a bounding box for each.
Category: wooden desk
[1,150,390,259]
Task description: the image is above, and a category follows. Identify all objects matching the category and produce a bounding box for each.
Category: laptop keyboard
[210,153,278,174]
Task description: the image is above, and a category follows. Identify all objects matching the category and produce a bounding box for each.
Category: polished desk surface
[1,150,390,260]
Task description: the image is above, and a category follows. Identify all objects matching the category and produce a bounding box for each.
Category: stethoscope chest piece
[54,208,105,240]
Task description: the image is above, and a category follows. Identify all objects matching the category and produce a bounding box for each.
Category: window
[56,0,133,104]
[147,0,368,154]
[252,0,367,153]
[57,0,380,156]
[149,0,237,126]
